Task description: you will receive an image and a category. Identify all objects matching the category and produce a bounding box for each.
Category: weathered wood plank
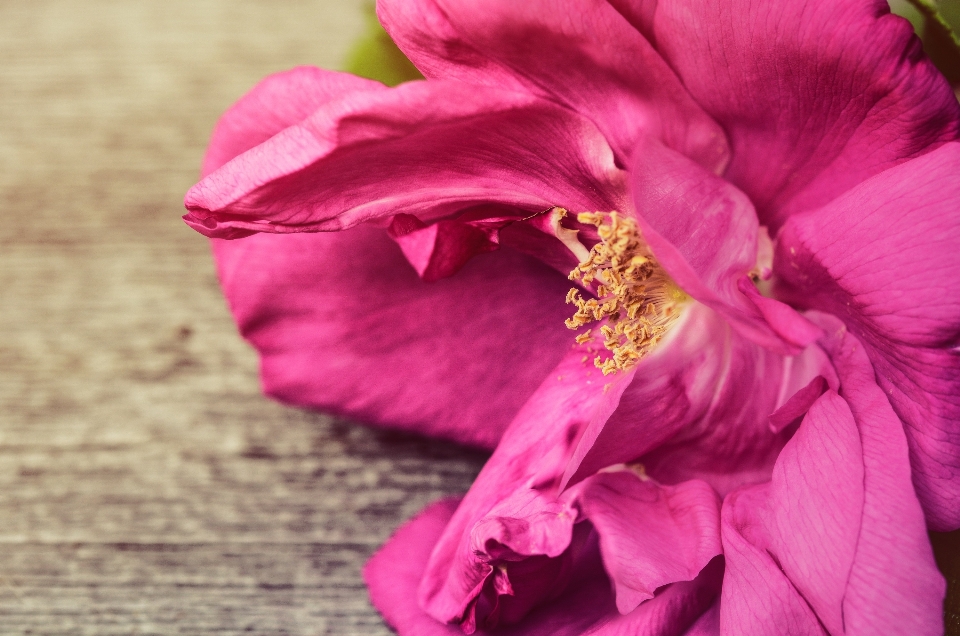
[0,2,489,633]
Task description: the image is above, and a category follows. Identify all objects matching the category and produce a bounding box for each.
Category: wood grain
[0,2,488,633]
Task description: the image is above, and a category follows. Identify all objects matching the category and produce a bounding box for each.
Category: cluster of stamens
[565,212,686,375]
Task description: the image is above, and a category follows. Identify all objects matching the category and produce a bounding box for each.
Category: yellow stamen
[567,212,687,375]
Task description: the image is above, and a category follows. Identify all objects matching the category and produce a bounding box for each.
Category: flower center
[565,211,687,375]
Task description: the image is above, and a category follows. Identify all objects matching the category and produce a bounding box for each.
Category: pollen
[565,211,687,375]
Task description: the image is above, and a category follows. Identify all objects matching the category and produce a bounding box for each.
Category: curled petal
[366,498,722,635]
[419,349,635,626]
[199,66,389,178]
[185,80,626,238]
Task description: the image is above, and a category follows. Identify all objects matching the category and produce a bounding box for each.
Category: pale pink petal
[213,225,575,449]
[720,501,825,636]
[776,142,960,529]
[578,471,722,614]
[720,323,944,634]
[184,80,626,239]
[636,0,960,229]
[563,303,834,496]
[377,0,729,170]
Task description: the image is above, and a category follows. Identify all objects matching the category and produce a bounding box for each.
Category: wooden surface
[0,2,488,633]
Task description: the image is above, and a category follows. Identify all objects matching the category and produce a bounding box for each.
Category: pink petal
[387,214,501,282]
[581,559,723,636]
[720,323,944,635]
[199,66,388,178]
[578,471,721,614]
[367,497,617,635]
[377,0,730,171]
[683,600,719,636]
[212,224,576,449]
[184,79,626,238]
[629,138,813,354]
[722,391,863,635]
[420,349,636,626]
[813,315,946,634]
[563,303,835,496]
[366,498,722,635]
[365,498,464,636]
[776,142,960,529]
[636,0,960,230]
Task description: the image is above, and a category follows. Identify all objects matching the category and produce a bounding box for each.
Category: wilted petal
[185,80,626,238]
[366,498,722,636]
[377,0,729,170]
[637,0,960,229]
[420,349,635,625]
[776,142,960,529]
[213,226,575,449]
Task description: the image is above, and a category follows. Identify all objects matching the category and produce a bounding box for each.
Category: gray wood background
[0,2,488,634]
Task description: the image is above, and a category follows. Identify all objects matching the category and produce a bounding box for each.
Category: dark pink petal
[581,558,723,636]
[200,66,388,178]
[377,0,729,171]
[563,303,835,496]
[638,0,960,229]
[720,322,944,635]
[767,375,828,434]
[629,138,816,354]
[213,225,575,449]
[578,471,721,614]
[682,600,719,636]
[185,80,626,238]
[776,142,960,529]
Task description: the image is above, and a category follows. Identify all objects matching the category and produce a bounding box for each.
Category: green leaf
[343,1,423,86]
[892,0,960,86]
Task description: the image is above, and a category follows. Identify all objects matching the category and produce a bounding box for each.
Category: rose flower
[184,0,960,633]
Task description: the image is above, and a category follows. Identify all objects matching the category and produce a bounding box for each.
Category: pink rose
[184,0,960,633]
